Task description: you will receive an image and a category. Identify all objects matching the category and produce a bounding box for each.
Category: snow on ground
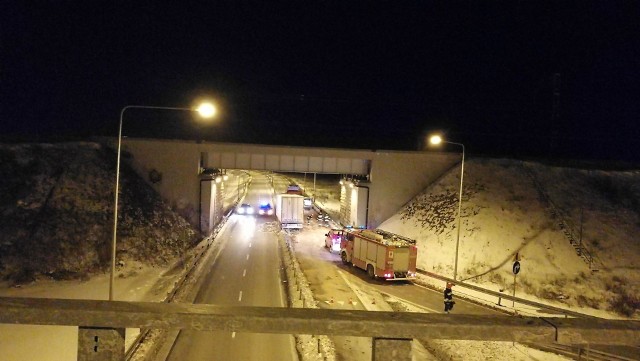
[282,217,572,361]
[284,159,640,320]
[280,159,640,360]
[0,169,245,361]
[0,261,183,361]
[1,158,637,361]
[379,159,640,319]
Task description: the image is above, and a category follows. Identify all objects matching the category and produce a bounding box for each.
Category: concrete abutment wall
[108,138,460,230]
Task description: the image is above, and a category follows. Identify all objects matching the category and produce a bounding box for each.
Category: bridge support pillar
[372,337,412,361]
[78,327,125,361]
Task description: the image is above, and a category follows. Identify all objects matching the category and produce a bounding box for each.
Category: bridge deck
[1,297,638,346]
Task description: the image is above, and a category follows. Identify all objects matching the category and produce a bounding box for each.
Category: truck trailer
[275,193,304,229]
[340,229,417,281]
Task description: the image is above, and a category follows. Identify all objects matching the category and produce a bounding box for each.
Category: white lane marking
[339,271,430,312]
[249,242,252,248]
[246,254,250,260]
[243,269,247,277]
[337,270,379,311]
[238,291,243,302]
[231,332,236,339]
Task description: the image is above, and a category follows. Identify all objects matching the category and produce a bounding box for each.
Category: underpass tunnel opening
[198,168,373,235]
[198,150,373,233]
[269,171,371,230]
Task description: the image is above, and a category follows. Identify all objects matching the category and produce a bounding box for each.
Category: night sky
[2,2,639,161]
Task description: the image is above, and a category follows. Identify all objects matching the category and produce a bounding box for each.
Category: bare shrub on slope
[400,181,484,234]
[0,143,199,284]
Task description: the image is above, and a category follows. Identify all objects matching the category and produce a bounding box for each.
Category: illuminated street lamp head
[195,102,216,118]
[429,135,443,145]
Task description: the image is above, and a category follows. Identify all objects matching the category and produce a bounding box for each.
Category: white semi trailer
[275,194,304,229]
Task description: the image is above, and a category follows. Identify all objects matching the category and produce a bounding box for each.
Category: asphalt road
[166,174,296,361]
[336,261,505,316]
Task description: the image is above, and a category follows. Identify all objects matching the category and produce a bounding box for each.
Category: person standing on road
[444,282,455,313]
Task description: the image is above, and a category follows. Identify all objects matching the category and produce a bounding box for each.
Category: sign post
[512,255,521,308]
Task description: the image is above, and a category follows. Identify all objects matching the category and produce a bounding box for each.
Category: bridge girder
[1,297,638,346]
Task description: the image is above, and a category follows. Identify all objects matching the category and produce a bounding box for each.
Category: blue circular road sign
[513,261,521,275]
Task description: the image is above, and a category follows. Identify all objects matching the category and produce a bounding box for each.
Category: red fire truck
[340,229,417,281]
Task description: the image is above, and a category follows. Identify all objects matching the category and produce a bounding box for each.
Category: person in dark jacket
[444,282,455,313]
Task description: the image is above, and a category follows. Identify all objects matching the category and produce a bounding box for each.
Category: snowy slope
[380,158,639,318]
[284,158,639,318]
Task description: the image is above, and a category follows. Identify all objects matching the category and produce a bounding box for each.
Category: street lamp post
[429,135,465,281]
[110,103,216,301]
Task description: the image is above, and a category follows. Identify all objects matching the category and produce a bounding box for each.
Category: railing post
[78,327,125,361]
[372,338,412,361]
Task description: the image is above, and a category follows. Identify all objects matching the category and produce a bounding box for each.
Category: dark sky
[2,2,639,161]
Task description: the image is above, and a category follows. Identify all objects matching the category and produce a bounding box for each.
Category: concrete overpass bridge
[110,138,460,233]
[1,296,638,361]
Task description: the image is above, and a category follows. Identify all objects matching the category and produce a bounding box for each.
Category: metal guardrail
[124,175,251,360]
[2,297,639,345]
[417,269,600,319]
[524,342,639,361]
[124,210,233,359]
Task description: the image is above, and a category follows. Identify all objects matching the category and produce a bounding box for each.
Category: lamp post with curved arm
[110,102,216,301]
[429,135,465,281]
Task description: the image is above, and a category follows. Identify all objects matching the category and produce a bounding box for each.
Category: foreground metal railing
[418,269,600,319]
[1,296,639,361]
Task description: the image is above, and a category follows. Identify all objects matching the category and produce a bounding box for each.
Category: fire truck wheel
[341,252,349,265]
[367,264,375,279]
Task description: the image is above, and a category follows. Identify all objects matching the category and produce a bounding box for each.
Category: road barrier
[1,296,639,361]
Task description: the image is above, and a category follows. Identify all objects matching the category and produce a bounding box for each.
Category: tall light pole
[110,102,216,301]
[429,135,465,281]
